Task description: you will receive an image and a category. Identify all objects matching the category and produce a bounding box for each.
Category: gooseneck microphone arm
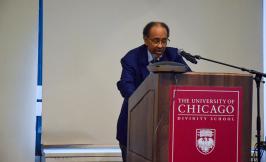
[183,51,265,162]
[194,55,266,77]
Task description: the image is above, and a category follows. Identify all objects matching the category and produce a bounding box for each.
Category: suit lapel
[160,49,171,61]
[138,45,150,79]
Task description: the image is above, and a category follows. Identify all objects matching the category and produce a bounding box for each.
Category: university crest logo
[196,129,216,155]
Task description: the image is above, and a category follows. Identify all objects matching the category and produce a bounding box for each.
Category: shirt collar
[147,49,163,62]
[147,50,153,62]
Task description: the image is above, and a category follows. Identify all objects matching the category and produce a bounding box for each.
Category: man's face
[144,25,168,57]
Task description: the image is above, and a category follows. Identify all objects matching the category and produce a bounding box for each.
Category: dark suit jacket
[116,44,191,146]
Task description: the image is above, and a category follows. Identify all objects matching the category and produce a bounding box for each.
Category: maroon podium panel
[169,86,243,162]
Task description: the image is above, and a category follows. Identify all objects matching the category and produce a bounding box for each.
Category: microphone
[178,49,198,64]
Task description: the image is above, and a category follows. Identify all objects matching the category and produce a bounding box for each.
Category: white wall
[42,0,262,146]
[0,0,38,162]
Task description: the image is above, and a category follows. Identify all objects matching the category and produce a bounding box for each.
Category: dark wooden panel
[128,90,154,160]
[128,151,152,162]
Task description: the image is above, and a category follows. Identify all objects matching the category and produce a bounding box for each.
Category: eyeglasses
[148,38,170,46]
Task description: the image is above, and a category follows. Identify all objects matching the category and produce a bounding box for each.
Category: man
[116,21,191,162]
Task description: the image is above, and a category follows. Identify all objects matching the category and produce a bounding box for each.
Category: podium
[127,72,253,162]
